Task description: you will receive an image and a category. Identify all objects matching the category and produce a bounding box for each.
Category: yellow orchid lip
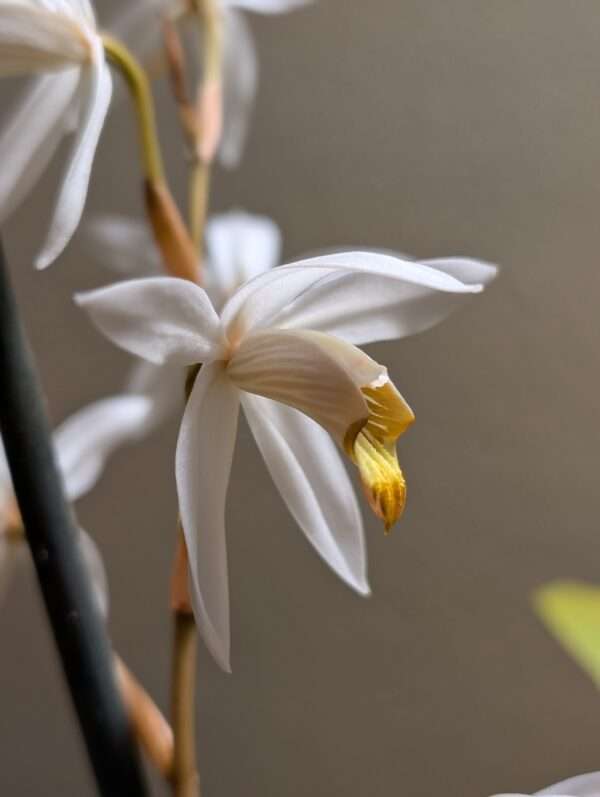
[345,377,414,533]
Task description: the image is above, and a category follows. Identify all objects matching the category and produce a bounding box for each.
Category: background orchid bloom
[111,0,313,167]
[0,393,154,616]
[492,771,600,796]
[0,0,112,268]
[77,250,496,671]
[85,209,282,308]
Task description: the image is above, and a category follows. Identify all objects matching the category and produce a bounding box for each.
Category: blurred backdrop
[2,1,600,794]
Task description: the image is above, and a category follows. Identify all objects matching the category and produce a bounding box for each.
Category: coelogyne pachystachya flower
[0,0,112,267]
[111,0,313,167]
[491,771,600,796]
[77,250,497,670]
[0,392,155,616]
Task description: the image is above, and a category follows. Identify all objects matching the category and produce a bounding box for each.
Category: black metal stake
[0,240,148,797]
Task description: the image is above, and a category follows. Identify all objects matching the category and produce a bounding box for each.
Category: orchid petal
[0,71,79,224]
[538,772,600,795]
[221,251,495,344]
[228,328,382,444]
[0,4,90,73]
[36,49,112,268]
[53,395,155,502]
[77,528,108,620]
[176,362,240,672]
[205,210,281,304]
[76,277,223,365]
[219,8,257,168]
[83,214,161,275]
[242,393,369,595]
[223,0,314,13]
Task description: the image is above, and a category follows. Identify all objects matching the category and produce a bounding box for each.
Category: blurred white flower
[77,250,496,670]
[0,393,154,616]
[492,771,600,796]
[85,209,281,308]
[0,0,112,268]
[112,0,314,167]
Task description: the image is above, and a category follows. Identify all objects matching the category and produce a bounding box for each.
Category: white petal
[175,362,240,672]
[0,71,79,224]
[77,528,109,620]
[223,0,314,13]
[0,4,90,73]
[538,772,600,796]
[242,393,369,595]
[219,9,257,168]
[422,257,497,286]
[228,328,381,443]
[53,395,155,502]
[222,251,496,345]
[36,50,112,268]
[75,277,223,365]
[83,214,162,275]
[205,210,281,306]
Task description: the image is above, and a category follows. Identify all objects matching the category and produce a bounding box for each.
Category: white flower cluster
[0,0,498,673]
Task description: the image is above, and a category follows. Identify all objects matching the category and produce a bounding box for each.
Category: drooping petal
[83,214,161,275]
[242,393,369,595]
[0,4,91,73]
[75,277,224,365]
[537,772,600,796]
[221,251,495,344]
[77,528,109,620]
[223,0,314,13]
[0,71,80,225]
[219,8,257,168]
[36,47,113,268]
[53,395,156,503]
[175,362,240,672]
[205,210,281,305]
[228,328,374,443]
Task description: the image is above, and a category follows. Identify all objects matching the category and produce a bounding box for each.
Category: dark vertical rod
[0,240,147,797]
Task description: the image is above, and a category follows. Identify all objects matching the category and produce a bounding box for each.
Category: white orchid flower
[492,771,600,796]
[0,393,154,616]
[77,250,496,671]
[85,209,282,309]
[0,0,112,268]
[112,0,313,168]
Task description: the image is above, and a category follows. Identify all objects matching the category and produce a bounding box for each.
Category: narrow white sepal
[176,362,240,672]
[242,394,370,595]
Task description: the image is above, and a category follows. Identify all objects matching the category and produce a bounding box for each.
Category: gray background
[2,1,599,794]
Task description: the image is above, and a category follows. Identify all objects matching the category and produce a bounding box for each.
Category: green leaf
[533,580,600,688]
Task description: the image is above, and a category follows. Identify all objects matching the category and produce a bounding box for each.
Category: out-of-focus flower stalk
[114,656,175,779]
[161,6,223,792]
[188,0,222,249]
[102,34,199,283]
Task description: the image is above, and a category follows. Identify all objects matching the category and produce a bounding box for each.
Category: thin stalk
[102,34,165,183]
[115,655,175,778]
[170,611,200,797]
[102,34,198,283]
[189,162,210,249]
[0,239,147,797]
